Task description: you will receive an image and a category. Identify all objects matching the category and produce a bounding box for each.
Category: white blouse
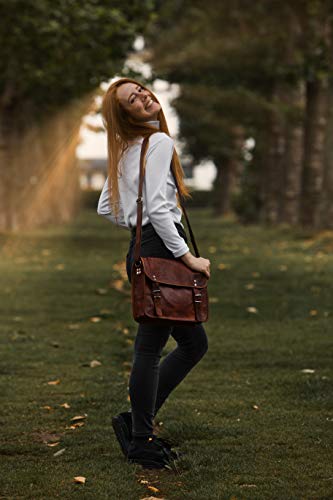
[97,120,190,258]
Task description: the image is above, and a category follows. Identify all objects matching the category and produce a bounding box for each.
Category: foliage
[145,0,333,224]
[232,161,263,224]
[0,0,156,117]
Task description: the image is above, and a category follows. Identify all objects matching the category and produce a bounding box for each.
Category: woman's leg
[153,323,208,417]
[129,322,173,437]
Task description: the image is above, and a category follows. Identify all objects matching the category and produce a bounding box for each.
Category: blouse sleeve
[97,177,129,230]
[143,133,190,258]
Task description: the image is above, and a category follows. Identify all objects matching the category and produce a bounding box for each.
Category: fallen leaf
[90,359,102,368]
[301,368,315,374]
[47,379,61,385]
[246,307,258,314]
[41,405,53,411]
[55,263,65,270]
[140,497,164,500]
[245,283,255,290]
[89,316,101,323]
[122,327,129,335]
[96,288,108,295]
[147,486,159,493]
[73,476,86,484]
[60,402,70,409]
[47,442,60,447]
[68,422,85,429]
[70,414,87,422]
[309,309,318,317]
[53,448,66,457]
[252,405,260,410]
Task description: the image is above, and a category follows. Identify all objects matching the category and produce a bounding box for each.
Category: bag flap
[141,256,207,287]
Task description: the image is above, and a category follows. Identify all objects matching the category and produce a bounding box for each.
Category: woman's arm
[144,133,190,258]
[97,177,130,230]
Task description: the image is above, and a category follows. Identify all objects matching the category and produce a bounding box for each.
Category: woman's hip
[126,222,187,283]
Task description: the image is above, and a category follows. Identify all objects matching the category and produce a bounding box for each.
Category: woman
[97,77,211,470]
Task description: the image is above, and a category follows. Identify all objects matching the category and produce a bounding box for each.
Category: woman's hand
[180,252,211,279]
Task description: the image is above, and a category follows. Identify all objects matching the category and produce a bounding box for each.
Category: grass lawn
[0,206,332,500]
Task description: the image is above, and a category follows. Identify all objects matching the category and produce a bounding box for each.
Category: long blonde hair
[101,77,192,223]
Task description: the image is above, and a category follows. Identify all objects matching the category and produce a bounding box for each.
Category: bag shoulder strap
[133,134,200,264]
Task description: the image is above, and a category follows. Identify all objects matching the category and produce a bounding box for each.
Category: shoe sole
[112,416,130,457]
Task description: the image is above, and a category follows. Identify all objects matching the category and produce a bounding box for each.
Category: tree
[144,0,333,228]
[299,0,332,228]
[0,0,156,230]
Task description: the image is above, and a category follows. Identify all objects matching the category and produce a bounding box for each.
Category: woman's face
[117,83,161,122]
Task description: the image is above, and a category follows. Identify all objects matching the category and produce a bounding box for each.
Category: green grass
[0,207,332,499]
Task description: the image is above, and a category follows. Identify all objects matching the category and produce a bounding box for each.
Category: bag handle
[133,134,200,265]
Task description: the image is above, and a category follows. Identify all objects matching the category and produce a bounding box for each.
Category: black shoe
[112,411,132,457]
[127,435,173,469]
[112,411,180,460]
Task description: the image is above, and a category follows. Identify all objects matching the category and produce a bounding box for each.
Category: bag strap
[133,134,200,265]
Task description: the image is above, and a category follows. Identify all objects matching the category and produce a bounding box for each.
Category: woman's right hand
[180,252,211,279]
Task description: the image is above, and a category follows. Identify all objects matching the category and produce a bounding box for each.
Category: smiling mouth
[145,98,154,110]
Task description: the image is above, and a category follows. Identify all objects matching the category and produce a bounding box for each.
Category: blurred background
[1,0,332,233]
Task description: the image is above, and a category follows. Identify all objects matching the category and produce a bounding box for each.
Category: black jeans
[126,222,209,438]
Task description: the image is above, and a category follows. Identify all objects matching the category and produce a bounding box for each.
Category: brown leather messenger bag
[131,134,209,325]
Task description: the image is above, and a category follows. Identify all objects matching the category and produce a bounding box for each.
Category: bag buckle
[194,290,202,303]
[151,282,162,316]
[152,281,161,299]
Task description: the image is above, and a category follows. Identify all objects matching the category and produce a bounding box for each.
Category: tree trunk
[300,78,329,228]
[212,126,245,216]
[0,113,16,230]
[261,85,286,224]
[281,81,305,225]
[212,158,230,215]
[321,82,333,229]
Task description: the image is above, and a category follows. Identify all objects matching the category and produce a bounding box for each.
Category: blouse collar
[145,120,160,129]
